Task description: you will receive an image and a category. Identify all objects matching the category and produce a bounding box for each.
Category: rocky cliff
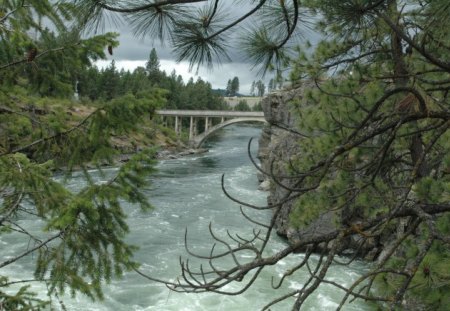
[257,88,303,237]
[258,86,380,259]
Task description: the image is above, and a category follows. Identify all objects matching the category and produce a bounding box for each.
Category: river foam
[2,125,375,310]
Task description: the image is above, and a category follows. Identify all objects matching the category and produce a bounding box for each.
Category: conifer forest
[0,1,449,310]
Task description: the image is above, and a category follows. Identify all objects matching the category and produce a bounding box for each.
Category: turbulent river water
[2,124,375,310]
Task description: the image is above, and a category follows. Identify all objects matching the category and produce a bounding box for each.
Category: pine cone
[27,47,38,62]
[108,45,113,56]
[395,93,415,113]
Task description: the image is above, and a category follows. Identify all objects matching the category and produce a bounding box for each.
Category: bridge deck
[156,110,264,118]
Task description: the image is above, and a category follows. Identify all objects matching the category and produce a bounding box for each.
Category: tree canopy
[0,1,164,308]
[1,0,449,310]
[87,0,449,309]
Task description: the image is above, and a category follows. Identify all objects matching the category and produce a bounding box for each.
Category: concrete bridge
[156,110,266,148]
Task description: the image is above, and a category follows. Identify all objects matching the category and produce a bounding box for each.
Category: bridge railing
[156,110,264,118]
[155,109,266,147]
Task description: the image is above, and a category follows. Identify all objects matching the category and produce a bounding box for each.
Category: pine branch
[93,0,207,13]
[376,10,450,72]
[0,105,96,157]
[0,231,64,269]
[205,0,269,41]
[0,43,80,71]
[0,1,28,24]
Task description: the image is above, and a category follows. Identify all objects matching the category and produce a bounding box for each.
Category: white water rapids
[1,125,375,310]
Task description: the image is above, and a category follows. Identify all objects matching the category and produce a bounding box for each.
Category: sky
[93,27,266,95]
[95,42,266,95]
[91,2,293,95]
[90,2,320,95]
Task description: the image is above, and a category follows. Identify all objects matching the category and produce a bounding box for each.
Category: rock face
[258,87,381,259]
[258,88,304,237]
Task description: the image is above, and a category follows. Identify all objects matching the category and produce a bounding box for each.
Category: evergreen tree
[2,0,449,309]
[250,81,256,96]
[234,99,251,111]
[230,76,240,96]
[268,78,274,92]
[255,80,266,97]
[146,48,161,85]
[130,66,151,95]
[0,2,163,308]
[100,60,121,100]
[78,66,102,100]
[70,1,448,309]
[252,101,262,111]
[225,79,232,96]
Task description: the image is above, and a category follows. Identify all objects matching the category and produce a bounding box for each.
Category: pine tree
[230,76,240,96]
[255,80,265,97]
[0,2,164,308]
[225,79,232,96]
[72,1,448,309]
[234,99,251,111]
[146,48,161,85]
[2,1,449,309]
[100,60,121,100]
[250,81,256,96]
[268,78,274,92]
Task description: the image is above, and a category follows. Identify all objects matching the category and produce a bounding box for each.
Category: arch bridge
[156,110,266,148]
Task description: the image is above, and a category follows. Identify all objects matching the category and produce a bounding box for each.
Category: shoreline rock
[156,148,209,160]
[257,85,386,260]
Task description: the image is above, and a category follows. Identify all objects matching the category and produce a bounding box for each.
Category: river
[2,124,375,310]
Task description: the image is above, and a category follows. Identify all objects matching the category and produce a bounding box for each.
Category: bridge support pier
[156,110,266,147]
[175,116,180,135]
[189,116,197,140]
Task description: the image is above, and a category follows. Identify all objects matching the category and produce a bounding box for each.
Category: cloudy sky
[89,0,317,94]
[92,12,271,95]
[95,35,265,95]
[90,2,317,95]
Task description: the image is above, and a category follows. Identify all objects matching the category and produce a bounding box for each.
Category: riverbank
[71,104,213,162]
[10,124,372,310]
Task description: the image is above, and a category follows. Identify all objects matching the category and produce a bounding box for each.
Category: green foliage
[414,177,449,204]
[234,99,251,112]
[158,124,178,142]
[376,234,450,310]
[0,2,164,308]
[171,3,231,72]
[0,0,119,98]
[1,0,448,309]
[0,278,50,311]
[226,76,240,96]
[284,0,450,308]
[241,26,290,76]
[77,49,228,114]
[146,48,161,85]
[36,149,157,300]
[408,246,450,309]
[254,80,266,97]
[0,90,162,306]
[252,101,263,111]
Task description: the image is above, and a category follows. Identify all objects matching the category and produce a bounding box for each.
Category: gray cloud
[100,26,274,94]
[94,2,319,94]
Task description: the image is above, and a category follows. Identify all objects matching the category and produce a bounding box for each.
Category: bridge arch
[193,117,267,148]
[155,110,266,148]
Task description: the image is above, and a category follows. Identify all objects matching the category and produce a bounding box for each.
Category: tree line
[78,48,229,111]
[0,0,449,310]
